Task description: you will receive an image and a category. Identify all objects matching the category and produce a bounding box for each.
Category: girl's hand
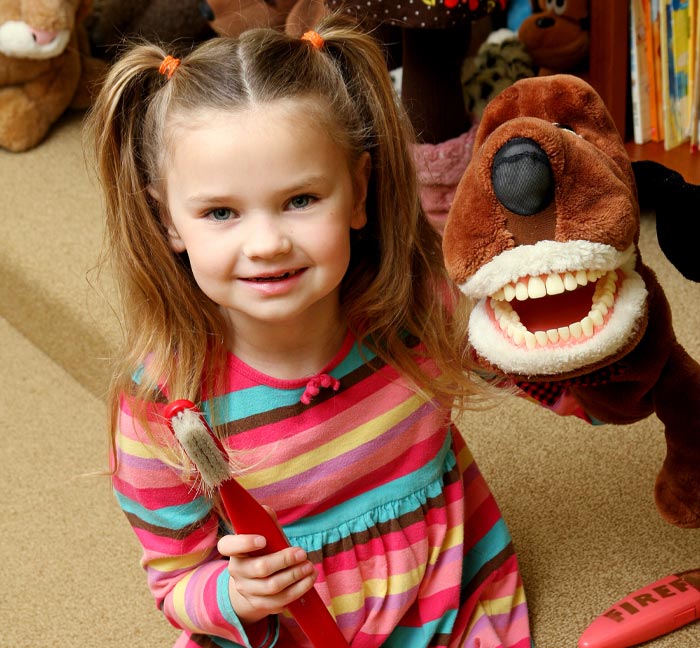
[217,507,318,625]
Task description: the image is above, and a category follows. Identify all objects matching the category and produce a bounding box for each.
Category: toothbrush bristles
[171,409,231,489]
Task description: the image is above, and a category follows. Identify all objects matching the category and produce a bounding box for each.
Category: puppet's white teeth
[589,308,605,327]
[545,273,565,295]
[496,268,618,304]
[563,272,578,291]
[515,281,529,301]
[528,276,547,299]
[491,268,622,349]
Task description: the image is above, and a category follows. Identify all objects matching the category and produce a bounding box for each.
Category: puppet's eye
[554,123,576,134]
[198,1,214,20]
[491,137,554,216]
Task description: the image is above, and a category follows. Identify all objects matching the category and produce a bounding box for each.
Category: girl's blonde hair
[85,13,482,465]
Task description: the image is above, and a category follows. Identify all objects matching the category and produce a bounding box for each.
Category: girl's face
[161,101,369,339]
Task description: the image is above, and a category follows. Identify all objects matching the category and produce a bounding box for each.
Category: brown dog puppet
[443,74,700,529]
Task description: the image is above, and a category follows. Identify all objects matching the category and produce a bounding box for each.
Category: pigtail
[85,44,229,469]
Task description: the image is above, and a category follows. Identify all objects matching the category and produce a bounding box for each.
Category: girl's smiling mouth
[241,268,307,283]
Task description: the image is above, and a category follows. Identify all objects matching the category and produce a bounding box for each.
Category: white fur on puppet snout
[467,268,648,377]
[461,240,635,299]
[0,21,70,59]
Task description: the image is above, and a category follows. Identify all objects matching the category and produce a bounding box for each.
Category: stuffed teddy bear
[86,1,214,60]
[199,0,326,38]
[518,0,589,75]
[0,0,106,152]
[442,74,700,529]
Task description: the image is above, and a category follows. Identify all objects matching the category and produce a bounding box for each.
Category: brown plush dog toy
[443,74,700,529]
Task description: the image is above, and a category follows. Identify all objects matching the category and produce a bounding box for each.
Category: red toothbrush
[164,399,350,648]
[578,569,700,648]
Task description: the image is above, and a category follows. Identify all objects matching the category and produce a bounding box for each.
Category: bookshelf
[586,0,700,184]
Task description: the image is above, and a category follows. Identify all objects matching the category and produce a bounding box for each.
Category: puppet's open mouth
[459,241,648,376]
[487,267,619,349]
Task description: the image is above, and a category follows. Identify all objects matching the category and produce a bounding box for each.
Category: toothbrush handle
[218,479,350,648]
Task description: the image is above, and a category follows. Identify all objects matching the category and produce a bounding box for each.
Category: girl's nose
[241,214,292,259]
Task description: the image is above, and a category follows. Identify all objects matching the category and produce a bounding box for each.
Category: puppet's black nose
[491,137,554,215]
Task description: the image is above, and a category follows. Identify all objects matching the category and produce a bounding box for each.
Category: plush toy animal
[86,0,214,60]
[442,74,700,529]
[0,0,106,152]
[462,28,534,121]
[199,0,326,38]
[518,0,589,74]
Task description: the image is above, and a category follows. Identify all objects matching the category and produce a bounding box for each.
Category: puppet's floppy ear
[632,160,700,283]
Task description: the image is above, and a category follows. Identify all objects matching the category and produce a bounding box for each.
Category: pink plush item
[413,126,478,234]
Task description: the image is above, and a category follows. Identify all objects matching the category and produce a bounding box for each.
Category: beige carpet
[1,112,699,647]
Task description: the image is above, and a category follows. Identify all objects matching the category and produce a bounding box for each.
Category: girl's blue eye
[209,208,233,221]
[288,195,313,210]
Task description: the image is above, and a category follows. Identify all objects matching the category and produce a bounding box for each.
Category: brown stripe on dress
[123,510,210,541]
[219,354,387,435]
[460,541,517,603]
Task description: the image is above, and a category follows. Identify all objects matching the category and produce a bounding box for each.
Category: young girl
[86,14,531,648]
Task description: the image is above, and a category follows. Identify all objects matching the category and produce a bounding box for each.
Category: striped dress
[113,332,531,647]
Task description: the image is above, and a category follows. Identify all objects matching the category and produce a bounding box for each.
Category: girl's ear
[351,152,371,230]
[148,185,186,253]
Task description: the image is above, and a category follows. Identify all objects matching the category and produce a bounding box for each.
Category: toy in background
[461,28,534,121]
[199,0,326,38]
[0,0,106,152]
[85,0,214,60]
[518,0,589,75]
[442,74,700,529]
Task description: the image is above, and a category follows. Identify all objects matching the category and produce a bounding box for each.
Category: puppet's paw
[654,461,700,528]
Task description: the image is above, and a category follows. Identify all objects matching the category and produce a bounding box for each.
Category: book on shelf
[659,0,691,150]
[626,0,700,158]
[689,0,699,152]
[643,0,664,141]
[630,0,653,143]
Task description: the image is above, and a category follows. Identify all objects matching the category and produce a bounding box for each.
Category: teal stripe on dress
[204,384,302,421]
[114,491,210,530]
[285,434,454,542]
[332,339,378,376]
[462,518,513,584]
[203,341,377,422]
[382,608,458,646]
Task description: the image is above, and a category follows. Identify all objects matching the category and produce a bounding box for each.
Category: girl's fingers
[244,558,316,597]
[233,568,319,616]
[244,546,308,579]
[217,533,266,556]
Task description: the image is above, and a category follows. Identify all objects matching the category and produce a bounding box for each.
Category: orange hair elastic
[159,55,181,80]
[301,30,324,50]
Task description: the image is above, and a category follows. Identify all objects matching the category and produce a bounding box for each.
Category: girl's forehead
[169,97,332,133]
[162,97,351,166]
